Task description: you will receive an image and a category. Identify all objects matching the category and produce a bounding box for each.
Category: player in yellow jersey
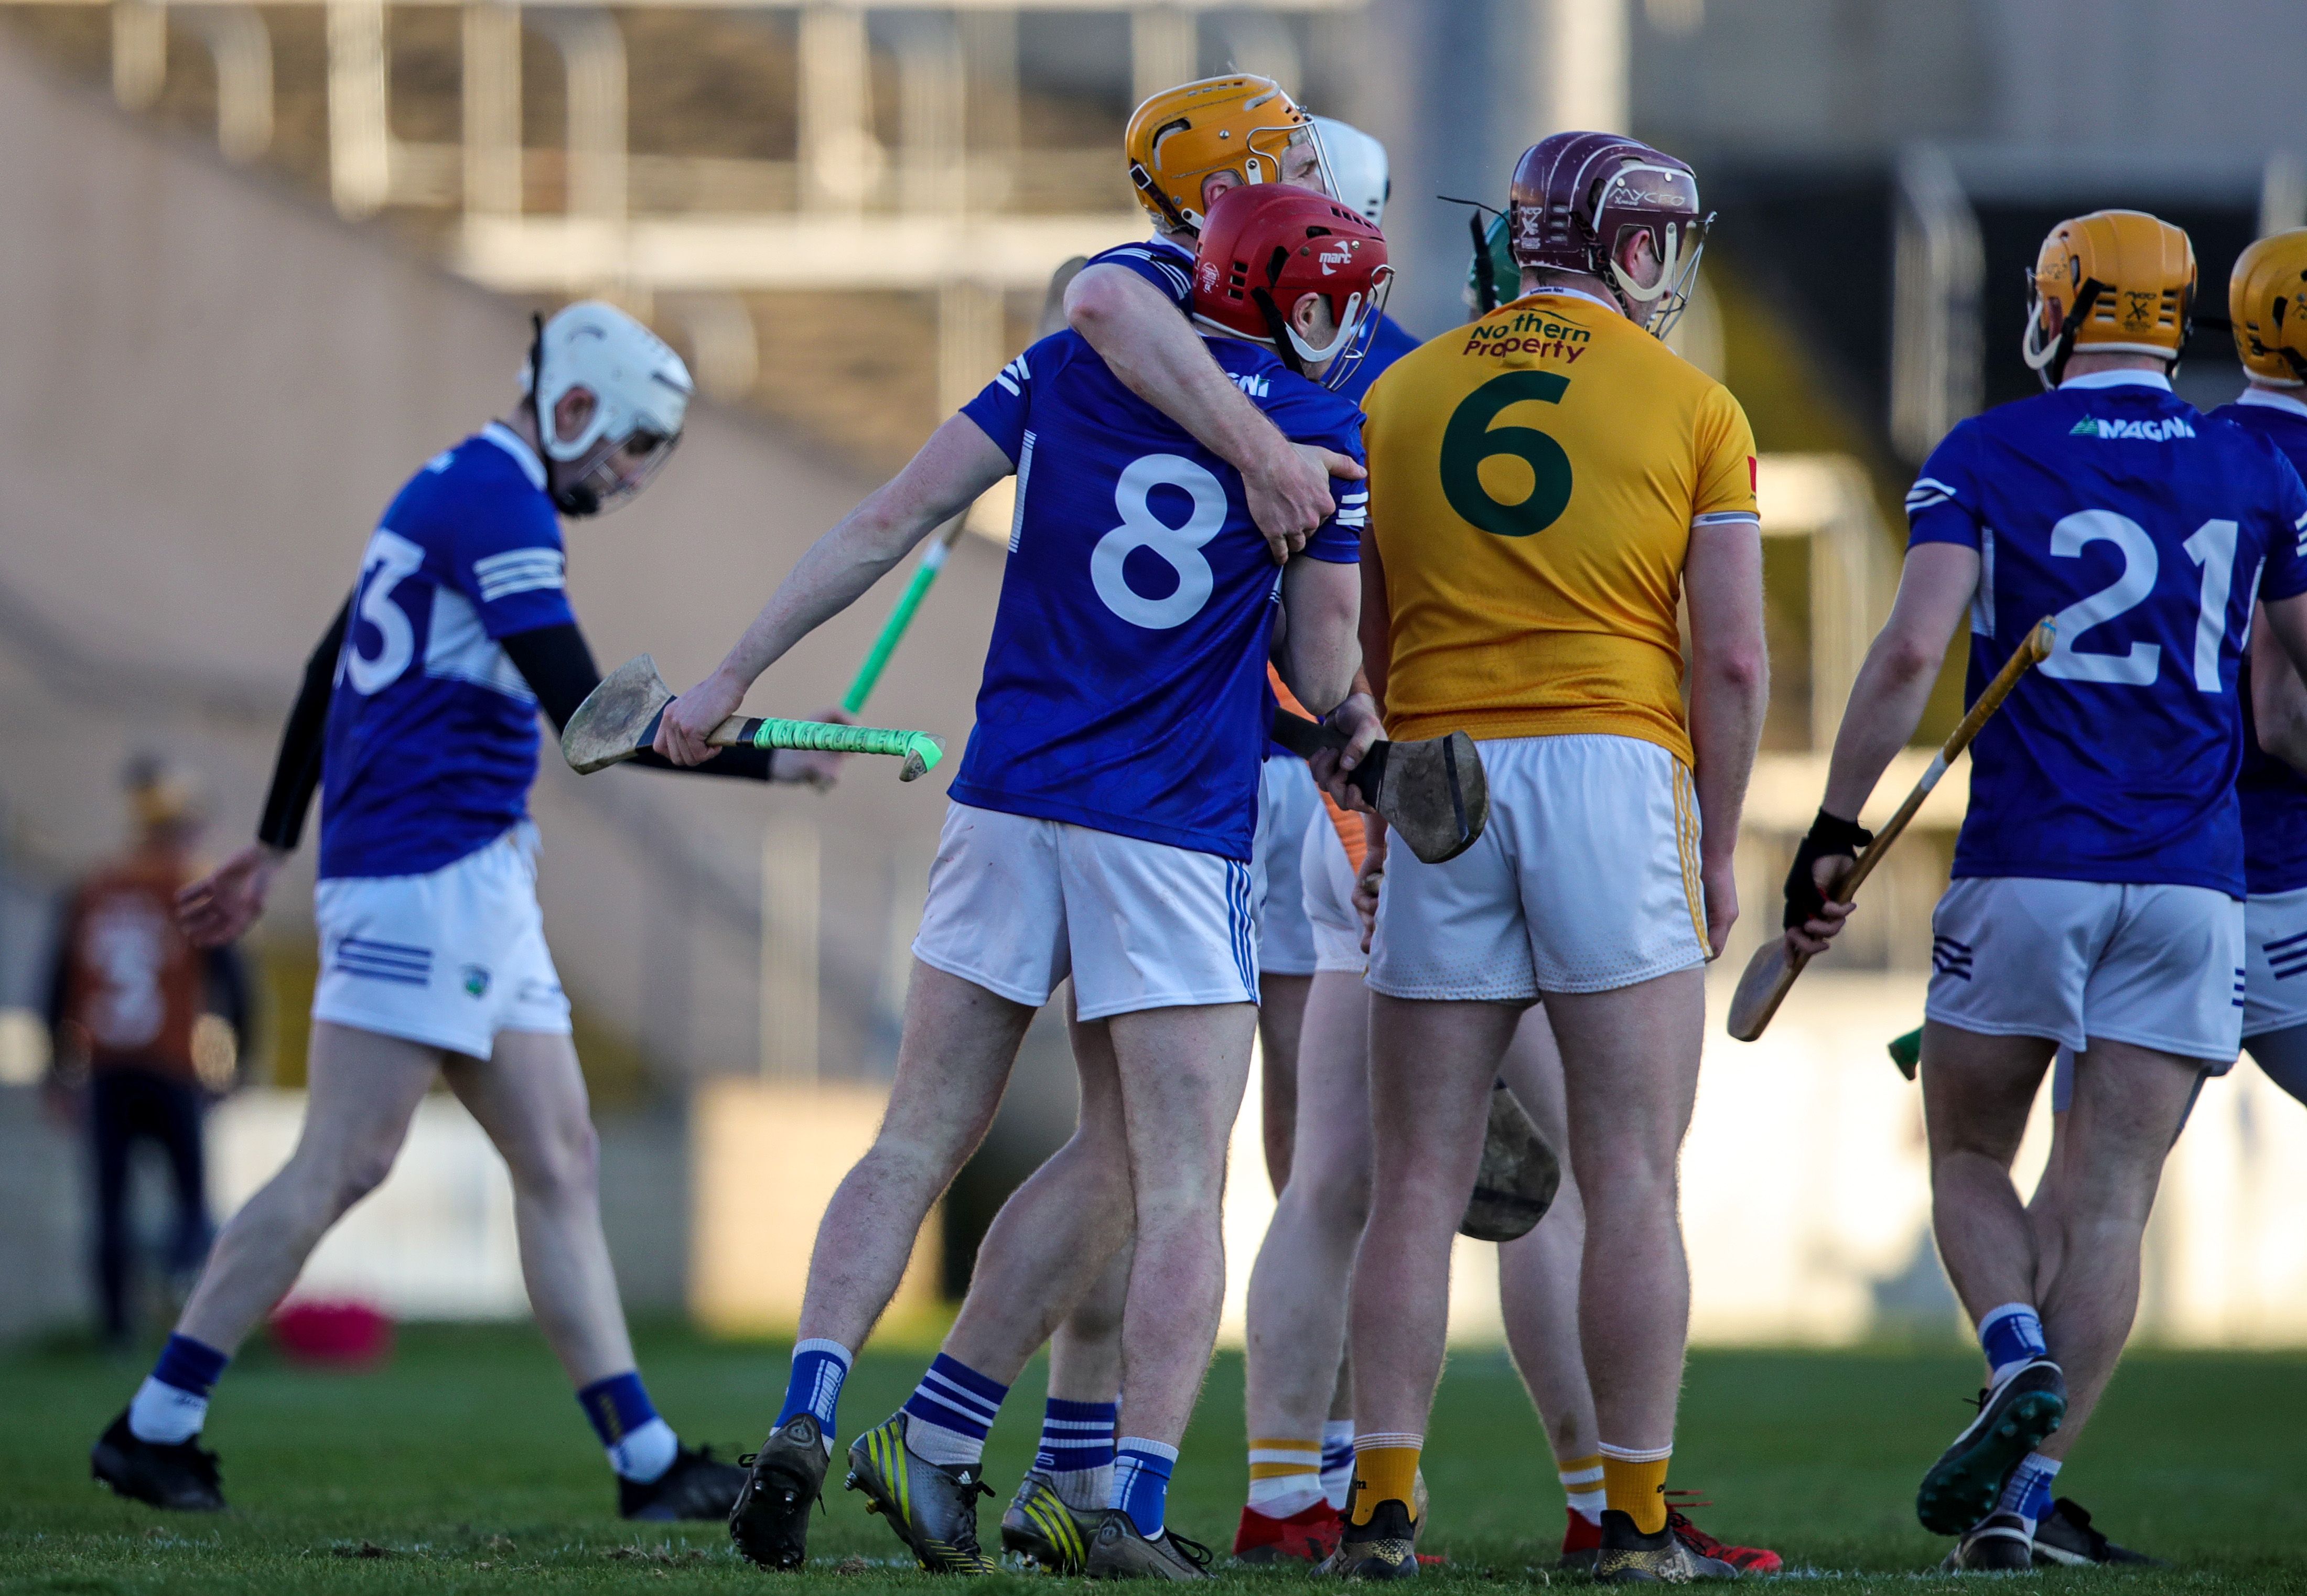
[1334,134,1767,1584]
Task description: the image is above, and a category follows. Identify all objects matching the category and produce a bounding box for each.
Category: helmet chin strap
[2023,277,2107,390]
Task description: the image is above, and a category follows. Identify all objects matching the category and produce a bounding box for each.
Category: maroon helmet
[1507,132,1711,335]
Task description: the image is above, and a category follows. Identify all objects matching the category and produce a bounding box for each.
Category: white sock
[128,1376,208,1445]
[608,1416,680,1483]
[1559,1456,1605,1526]
[1246,1438,1325,1519]
[1320,1420,1355,1512]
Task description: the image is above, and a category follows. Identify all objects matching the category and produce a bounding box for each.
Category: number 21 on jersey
[2034,509,2242,692]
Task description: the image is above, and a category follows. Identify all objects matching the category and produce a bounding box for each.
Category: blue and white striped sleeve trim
[2294,505,2307,560]
[472,547,566,602]
[1905,476,1960,513]
[993,350,1031,397]
[1690,510,1759,528]
[1100,245,1193,301]
[1334,488,1370,530]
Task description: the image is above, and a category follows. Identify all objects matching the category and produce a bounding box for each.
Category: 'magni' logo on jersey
[2069,415,2195,441]
[1233,372,1270,398]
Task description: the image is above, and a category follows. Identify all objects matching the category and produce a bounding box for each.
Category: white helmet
[521,300,695,515]
[1312,116,1388,227]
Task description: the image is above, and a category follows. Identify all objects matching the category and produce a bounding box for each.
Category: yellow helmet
[2231,229,2307,387]
[1125,75,1322,235]
[2022,209,2195,387]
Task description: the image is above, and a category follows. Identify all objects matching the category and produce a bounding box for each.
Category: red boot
[1664,1491,1783,1575]
[1234,1500,1343,1564]
[1559,1507,1602,1573]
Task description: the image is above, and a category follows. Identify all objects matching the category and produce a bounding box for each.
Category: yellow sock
[1601,1446,1670,1535]
[1347,1436,1422,1526]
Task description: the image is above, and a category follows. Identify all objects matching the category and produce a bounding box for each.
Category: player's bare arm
[655,416,1012,764]
[2250,601,2307,775]
[1683,517,1769,954]
[1786,540,1979,956]
[1066,262,1362,564]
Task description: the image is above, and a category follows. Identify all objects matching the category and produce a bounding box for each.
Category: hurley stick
[1725,616,2056,1042]
[563,654,946,781]
[844,514,967,715]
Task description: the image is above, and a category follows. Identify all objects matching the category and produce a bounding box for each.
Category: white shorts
[1927,877,2244,1064]
[312,822,570,1059]
[1300,805,1365,974]
[2244,885,2307,1038]
[1367,735,1708,1000]
[911,802,1260,1022]
[1256,758,1322,976]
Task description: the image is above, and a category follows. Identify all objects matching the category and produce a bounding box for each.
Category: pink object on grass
[269,1299,395,1368]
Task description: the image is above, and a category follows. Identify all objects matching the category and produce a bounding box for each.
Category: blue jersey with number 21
[956,330,1365,861]
[1909,375,2307,896]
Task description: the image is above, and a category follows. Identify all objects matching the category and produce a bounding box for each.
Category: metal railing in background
[21,0,1363,413]
[1889,144,1981,467]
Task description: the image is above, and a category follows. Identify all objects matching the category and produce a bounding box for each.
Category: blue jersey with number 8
[956,330,1364,861]
[1909,375,2307,896]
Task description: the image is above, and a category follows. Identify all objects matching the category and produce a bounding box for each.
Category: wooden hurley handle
[1725,617,2056,1043]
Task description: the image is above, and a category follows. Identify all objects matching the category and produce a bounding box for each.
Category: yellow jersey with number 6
[1362,290,1758,764]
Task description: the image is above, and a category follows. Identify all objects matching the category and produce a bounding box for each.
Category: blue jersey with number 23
[1909,375,2307,896]
[955,330,1365,862]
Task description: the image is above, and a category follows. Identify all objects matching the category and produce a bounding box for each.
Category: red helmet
[1191,183,1392,389]
[1507,132,1710,336]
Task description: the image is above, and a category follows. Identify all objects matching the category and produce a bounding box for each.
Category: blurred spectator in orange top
[46,756,252,1343]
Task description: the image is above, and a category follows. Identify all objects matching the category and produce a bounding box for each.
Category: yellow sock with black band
[1347,1435,1422,1527]
[1600,1442,1672,1535]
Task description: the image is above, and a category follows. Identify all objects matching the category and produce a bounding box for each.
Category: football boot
[1084,1512,1214,1580]
[845,1411,997,1573]
[1321,1493,1420,1580]
[2032,1497,2158,1567]
[1001,1468,1101,1573]
[1916,1360,2066,1535]
[728,1412,830,1568]
[1664,1491,1781,1575]
[90,1411,224,1513]
[620,1443,746,1521]
[1233,1499,1343,1564]
[1939,1511,2034,1573]
[1593,1508,1739,1583]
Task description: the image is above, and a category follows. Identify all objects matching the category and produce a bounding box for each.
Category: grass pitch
[4,1324,2304,1592]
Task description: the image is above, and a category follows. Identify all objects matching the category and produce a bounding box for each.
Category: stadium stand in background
[2,0,2305,1351]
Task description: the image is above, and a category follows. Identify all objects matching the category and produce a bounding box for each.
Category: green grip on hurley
[734,717,947,781]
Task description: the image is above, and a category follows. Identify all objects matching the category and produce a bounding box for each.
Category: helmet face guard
[1595,163,1711,336]
[556,428,682,517]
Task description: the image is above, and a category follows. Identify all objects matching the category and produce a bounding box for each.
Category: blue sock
[1977,1302,2049,1386]
[578,1371,679,1483]
[128,1334,230,1443]
[777,1339,854,1447]
[1113,1437,1180,1539]
[902,1353,1009,1469]
[1036,1396,1118,1509]
[1995,1451,2061,1529]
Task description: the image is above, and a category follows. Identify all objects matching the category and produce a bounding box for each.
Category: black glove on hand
[1783,808,1874,930]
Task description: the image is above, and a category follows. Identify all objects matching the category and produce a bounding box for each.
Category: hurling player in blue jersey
[92,303,838,1521]
[656,185,1388,1578]
[2214,228,2307,1114]
[1783,212,2307,1572]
